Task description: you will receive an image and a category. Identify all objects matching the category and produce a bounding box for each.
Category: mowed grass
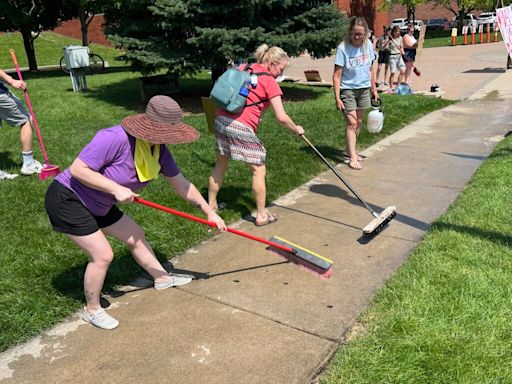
[0,32,453,351]
[320,137,512,382]
[0,31,123,69]
[423,29,503,48]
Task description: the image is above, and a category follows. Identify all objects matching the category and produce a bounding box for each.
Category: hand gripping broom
[9,49,60,180]
[300,135,396,237]
[134,197,333,278]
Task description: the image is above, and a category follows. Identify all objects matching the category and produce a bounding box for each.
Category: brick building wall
[335,0,485,33]
[53,14,111,46]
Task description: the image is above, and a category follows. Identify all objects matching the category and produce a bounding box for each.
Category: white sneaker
[0,170,19,180]
[154,273,193,290]
[20,160,43,175]
[82,307,119,330]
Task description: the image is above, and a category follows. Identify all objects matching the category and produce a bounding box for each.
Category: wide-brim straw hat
[121,95,200,144]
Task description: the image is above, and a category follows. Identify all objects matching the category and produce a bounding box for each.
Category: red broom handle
[9,49,50,165]
[134,197,295,254]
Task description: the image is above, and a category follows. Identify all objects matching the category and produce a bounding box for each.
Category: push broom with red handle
[9,49,60,180]
[134,197,333,278]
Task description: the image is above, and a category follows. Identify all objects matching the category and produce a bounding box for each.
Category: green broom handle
[134,197,295,254]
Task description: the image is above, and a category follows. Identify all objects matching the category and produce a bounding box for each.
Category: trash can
[63,46,89,91]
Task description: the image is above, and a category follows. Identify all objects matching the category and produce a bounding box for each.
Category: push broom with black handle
[300,135,396,237]
[134,197,333,278]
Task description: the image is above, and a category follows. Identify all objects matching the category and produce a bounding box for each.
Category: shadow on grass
[0,151,19,169]
[25,67,326,115]
[432,222,512,247]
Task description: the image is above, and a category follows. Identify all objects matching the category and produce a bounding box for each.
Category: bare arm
[165,173,226,230]
[0,68,27,90]
[269,95,304,135]
[333,64,344,111]
[69,158,138,203]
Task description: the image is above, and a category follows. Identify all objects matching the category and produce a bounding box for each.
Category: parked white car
[477,12,497,25]
[450,14,478,30]
[390,18,408,30]
[400,20,424,32]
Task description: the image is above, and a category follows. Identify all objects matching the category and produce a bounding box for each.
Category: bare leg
[66,230,114,312]
[19,120,33,152]
[101,214,168,282]
[247,163,269,223]
[208,153,230,210]
[397,70,405,86]
[344,110,361,169]
[389,72,395,87]
[404,62,413,84]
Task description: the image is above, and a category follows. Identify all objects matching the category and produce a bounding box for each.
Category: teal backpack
[210,64,270,114]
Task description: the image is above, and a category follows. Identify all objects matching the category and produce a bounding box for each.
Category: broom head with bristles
[362,206,397,237]
[267,236,333,279]
[39,164,60,181]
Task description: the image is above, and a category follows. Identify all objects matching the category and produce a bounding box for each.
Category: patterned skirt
[214,116,266,165]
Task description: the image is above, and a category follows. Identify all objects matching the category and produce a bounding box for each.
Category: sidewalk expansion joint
[177,287,342,344]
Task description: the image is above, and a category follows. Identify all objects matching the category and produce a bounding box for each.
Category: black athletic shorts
[378,50,390,64]
[45,180,124,236]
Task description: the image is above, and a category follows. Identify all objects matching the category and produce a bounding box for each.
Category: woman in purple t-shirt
[45,96,226,330]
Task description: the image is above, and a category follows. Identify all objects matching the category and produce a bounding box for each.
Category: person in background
[403,23,418,85]
[387,26,406,88]
[45,96,226,330]
[0,68,42,180]
[208,44,304,227]
[376,26,391,86]
[333,17,379,170]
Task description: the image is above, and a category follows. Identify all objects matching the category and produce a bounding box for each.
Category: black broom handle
[300,135,378,217]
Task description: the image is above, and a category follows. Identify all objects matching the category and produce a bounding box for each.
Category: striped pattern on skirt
[214,116,266,165]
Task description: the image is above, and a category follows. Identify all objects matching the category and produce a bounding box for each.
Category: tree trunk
[76,0,89,46]
[211,66,226,84]
[20,27,38,71]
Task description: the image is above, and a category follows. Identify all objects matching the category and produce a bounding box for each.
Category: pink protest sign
[497,5,512,59]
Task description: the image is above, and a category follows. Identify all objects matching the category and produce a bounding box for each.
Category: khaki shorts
[340,88,371,112]
[0,91,29,127]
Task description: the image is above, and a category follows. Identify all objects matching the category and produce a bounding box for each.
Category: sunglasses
[350,32,365,37]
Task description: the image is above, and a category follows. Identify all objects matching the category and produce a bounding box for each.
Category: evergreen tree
[105,0,348,81]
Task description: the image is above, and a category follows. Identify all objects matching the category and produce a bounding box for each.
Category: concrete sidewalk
[1,63,512,383]
[285,42,508,100]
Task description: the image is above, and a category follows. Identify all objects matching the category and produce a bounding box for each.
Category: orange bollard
[486,25,491,43]
[462,26,468,45]
[479,31,483,43]
[463,34,467,44]
[451,28,457,46]
[471,32,475,44]
[494,30,498,42]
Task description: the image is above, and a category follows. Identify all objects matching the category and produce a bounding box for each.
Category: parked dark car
[426,18,449,31]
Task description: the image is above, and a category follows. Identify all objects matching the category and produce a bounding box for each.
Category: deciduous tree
[0,0,67,71]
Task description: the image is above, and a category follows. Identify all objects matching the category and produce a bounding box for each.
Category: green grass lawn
[0,31,124,69]
[320,136,512,382]
[423,29,503,48]
[0,32,453,352]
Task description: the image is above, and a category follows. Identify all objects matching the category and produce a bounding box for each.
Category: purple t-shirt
[56,125,180,216]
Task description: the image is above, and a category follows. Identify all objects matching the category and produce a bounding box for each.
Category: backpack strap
[243,64,271,107]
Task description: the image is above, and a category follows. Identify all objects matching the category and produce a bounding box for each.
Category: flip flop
[343,153,366,161]
[347,160,362,170]
[255,213,278,227]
